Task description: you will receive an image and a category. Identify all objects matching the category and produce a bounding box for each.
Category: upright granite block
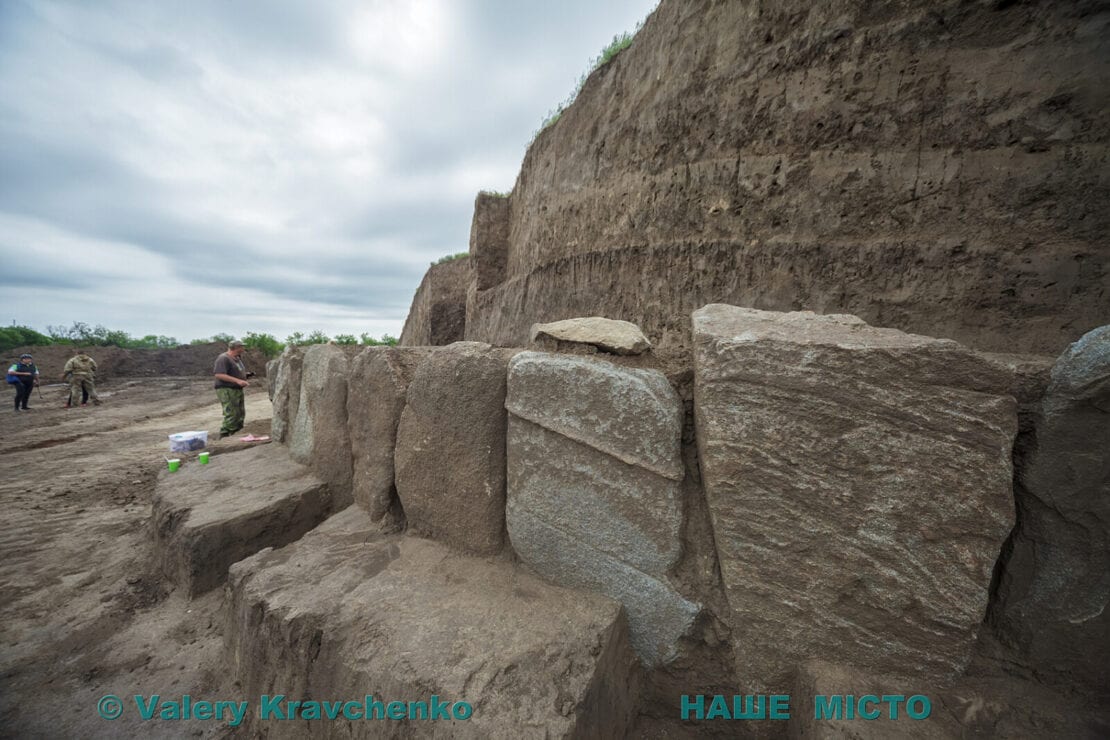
[992,325,1110,697]
[393,342,518,555]
[347,346,432,522]
[269,345,303,444]
[506,352,698,665]
[226,507,640,739]
[290,344,354,509]
[692,305,1018,689]
[152,444,330,596]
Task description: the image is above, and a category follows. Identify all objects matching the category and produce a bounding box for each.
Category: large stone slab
[226,507,640,739]
[346,346,432,523]
[290,344,355,509]
[530,317,652,356]
[151,444,330,596]
[269,345,303,444]
[505,352,696,665]
[692,305,1018,689]
[991,325,1110,697]
[394,342,518,555]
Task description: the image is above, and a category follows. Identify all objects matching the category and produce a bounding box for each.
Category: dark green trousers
[216,387,245,435]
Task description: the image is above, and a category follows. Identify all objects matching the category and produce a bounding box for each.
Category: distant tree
[284,330,330,346]
[211,332,235,345]
[243,332,284,357]
[333,334,358,345]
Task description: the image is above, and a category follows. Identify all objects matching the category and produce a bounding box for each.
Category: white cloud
[0,0,660,342]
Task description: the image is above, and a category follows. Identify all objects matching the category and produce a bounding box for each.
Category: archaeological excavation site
[2,0,1108,738]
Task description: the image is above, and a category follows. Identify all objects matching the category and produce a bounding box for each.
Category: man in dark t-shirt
[213,340,251,438]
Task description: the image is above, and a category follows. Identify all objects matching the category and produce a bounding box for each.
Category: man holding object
[214,340,253,439]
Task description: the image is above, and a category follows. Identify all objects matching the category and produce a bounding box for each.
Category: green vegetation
[0,325,52,354]
[41,321,179,350]
[534,9,654,139]
[2,322,401,358]
[479,189,510,198]
[431,252,469,267]
[282,330,399,349]
[242,332,283,357]
[360,333,399,346]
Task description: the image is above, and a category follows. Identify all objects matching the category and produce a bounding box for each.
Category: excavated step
[225,506,640,739]
[151,444,331,597]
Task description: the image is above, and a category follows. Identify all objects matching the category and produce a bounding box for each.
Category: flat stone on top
[530,317,652,355]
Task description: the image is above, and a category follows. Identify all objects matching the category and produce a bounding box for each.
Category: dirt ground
[0,378,272,739]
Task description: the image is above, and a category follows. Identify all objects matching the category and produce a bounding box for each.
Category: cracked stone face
[505,351,698,666]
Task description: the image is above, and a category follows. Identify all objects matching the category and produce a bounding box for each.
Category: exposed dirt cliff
[461,0,1108,354]
[399,256,471,346]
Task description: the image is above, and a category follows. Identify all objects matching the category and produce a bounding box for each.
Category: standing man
[62,347,100,408]
[214,339,251,439]
[7,353,39,412]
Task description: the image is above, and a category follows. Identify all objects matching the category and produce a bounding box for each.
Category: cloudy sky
[0,0,658,343]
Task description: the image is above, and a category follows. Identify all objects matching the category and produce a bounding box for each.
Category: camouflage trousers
[216,387,246,435]
[67,374,99,406]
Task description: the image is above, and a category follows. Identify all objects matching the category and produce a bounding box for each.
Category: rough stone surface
[226,506,640,739]
[693,305,1018,689]
[394,342,518,555]
[151,444,330,596]
[505,352,696,665]
[289,344,355,509]
[461,0,1108,356]
[530,317,652,356]
[786,661,1104,740]
[399,256,470,346]
[346,346,431,523]
[990,325,1110,698]
[269,345,303,444]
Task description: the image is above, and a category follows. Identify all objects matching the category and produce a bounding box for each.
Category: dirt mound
[4,343,271,382]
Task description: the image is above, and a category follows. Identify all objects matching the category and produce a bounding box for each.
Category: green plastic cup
[167,458,181,472]
[198,452,210,465]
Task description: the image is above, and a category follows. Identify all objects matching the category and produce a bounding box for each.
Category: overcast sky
[0,0,658,343]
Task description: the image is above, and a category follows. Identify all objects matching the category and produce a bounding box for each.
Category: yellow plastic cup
[167,458,181,472]
[198,452,210,465]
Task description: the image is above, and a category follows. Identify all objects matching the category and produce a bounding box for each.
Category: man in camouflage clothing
[213,340,252,438]
[62,348,101,408]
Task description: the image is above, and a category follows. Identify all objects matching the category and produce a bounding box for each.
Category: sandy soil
[0,378,271,739]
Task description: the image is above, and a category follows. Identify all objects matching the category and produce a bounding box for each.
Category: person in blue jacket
[7,353,39,412]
